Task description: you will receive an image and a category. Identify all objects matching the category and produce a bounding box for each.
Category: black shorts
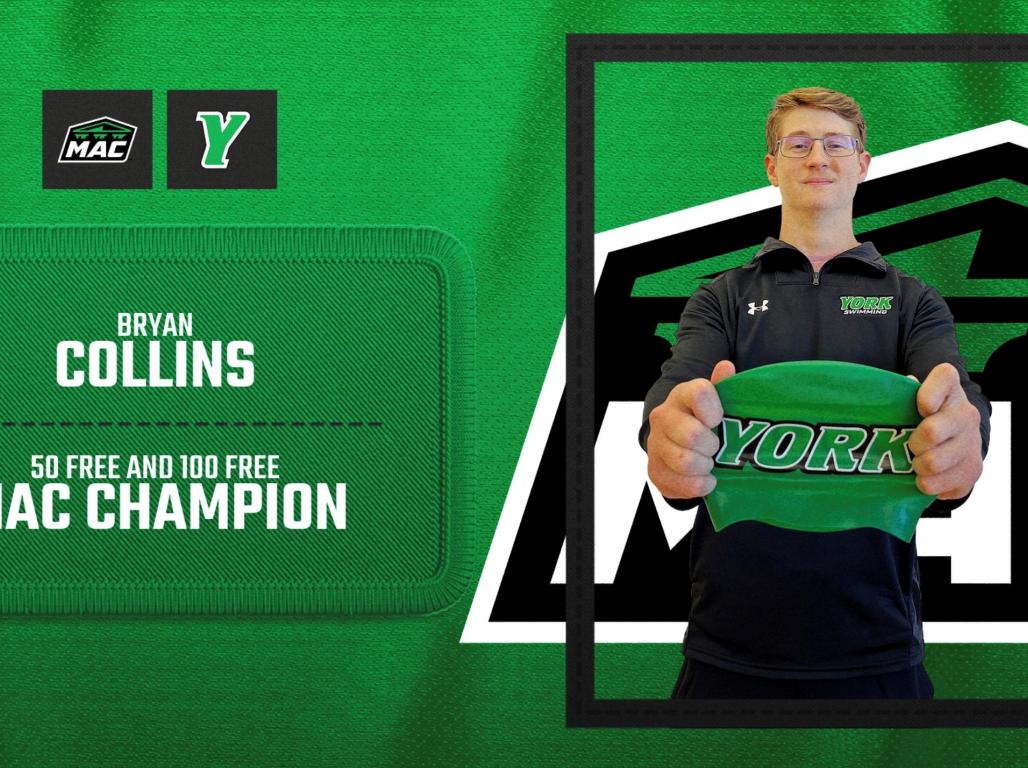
[671,657,935,699]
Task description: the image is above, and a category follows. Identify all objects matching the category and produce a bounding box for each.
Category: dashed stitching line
[0,421,384,428]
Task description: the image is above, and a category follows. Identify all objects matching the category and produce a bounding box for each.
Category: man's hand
[646,360,735,499]
[907,362,983,501]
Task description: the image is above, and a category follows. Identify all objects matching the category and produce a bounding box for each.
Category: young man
[641,87,991,699]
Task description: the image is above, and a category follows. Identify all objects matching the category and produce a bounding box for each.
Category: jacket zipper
[809,258,838,286]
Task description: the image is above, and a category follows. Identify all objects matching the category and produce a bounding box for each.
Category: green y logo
[195,111,251,169]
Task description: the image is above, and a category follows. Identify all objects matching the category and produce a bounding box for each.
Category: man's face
[764,106,871,213]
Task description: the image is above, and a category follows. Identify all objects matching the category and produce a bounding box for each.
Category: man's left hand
[907,363,983,501]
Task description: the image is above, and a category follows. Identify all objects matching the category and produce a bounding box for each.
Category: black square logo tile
[43,90,153,189]
[167,90,277,189]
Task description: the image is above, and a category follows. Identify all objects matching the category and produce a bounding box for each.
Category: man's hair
[765,87,867,155]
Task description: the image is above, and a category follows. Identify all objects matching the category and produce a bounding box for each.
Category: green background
[2,2,1028,765]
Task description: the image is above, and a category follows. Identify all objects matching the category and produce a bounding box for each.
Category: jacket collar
[751,236,887,273]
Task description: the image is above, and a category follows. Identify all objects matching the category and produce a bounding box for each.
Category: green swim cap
[706,360,935,542]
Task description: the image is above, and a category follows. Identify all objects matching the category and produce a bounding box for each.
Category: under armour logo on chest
[747,300,769,315]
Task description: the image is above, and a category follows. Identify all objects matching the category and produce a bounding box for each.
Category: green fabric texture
[0,2,1027,767]
[708,361,930,541]
[0,226,476,614]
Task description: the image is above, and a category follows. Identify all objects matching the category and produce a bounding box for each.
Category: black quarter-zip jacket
[641,236,992,679]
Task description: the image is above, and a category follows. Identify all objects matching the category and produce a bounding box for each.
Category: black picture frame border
[565,32,1028,729]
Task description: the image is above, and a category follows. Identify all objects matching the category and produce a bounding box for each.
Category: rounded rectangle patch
[0,226,475,614]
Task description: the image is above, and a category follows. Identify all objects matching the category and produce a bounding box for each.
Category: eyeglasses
[775,134,861,158]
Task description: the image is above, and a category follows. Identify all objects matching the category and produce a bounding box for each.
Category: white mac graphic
[463,121,1026,644]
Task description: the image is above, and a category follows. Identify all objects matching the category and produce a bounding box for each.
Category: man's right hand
[646,360,736,499]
